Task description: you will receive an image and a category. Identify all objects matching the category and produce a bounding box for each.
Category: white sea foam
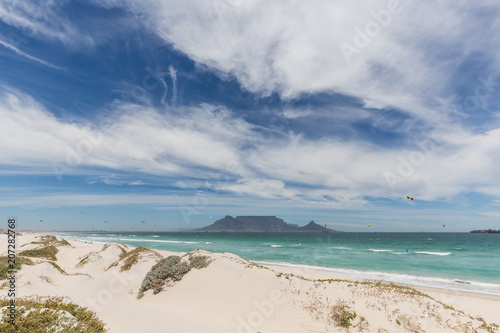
[415,251,451,256]
[116,238,199,244]
[271,244,283,248]
[369,249,409,255]
[151,240,199,244]
[250,260,500,296]
[63,237,108,245]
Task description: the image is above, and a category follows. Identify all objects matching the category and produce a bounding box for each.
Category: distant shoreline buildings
[470,229,500,233]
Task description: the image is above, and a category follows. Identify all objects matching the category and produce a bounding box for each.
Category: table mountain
[195,216,338,232]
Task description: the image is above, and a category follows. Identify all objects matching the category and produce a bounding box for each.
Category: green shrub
[188,255,211,269]
[0,296,107,332]
[137,256,185,298]
[137,254,211,299]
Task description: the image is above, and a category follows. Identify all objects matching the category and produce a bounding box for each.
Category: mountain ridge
[195,216,339,232]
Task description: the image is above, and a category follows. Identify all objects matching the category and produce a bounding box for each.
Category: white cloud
[218,178,298,199]
[0,193,188,208]
[0,89,253,179]
[3,0,498,127]
[282,108,313,120]
[0,0,94,48]
[0,39,64,70]
[3,0,499,127]
[2,88,500,206]
[479,211,500,219]
[0,87,500,205]
[103,0,500,127]
[87,176,145,186]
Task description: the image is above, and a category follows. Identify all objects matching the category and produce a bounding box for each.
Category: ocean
[55,231,500,295]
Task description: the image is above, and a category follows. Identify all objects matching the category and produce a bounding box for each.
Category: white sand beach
[1,233,499,332]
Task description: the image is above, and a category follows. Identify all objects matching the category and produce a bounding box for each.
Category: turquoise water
[56,232,500,295]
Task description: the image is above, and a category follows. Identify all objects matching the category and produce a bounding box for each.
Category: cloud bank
[2,88,500,206]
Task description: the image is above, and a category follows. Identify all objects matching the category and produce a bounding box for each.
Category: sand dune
[1,233,499,332]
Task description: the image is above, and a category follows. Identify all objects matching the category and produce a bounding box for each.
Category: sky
[1,0,500,232]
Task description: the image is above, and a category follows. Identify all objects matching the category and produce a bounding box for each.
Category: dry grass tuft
[0,256,34,280]
[329,299,357,328]
[19,246,59,261]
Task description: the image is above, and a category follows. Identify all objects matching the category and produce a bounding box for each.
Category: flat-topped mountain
[196,216,292,232]
[195,216,338,232]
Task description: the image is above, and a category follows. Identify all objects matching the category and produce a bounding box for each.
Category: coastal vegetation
[27,235,72,248]
[106,246,162,272]
[117,247,151,272]
[276,268,499,332]
[0,256,34,280]
[330,301,357,328]
[19,246,59,261]
[101,243,127,255]
[0,296,107,332]
[137,253,211,299]
[48,261,68,275]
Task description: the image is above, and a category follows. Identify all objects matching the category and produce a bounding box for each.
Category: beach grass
[0,256,34,280]
[19,246,58,261]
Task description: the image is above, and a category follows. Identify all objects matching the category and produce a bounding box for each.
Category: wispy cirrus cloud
[102,0,500,125]
[0,39,64,70]
[0,0,94,48]
[3,0,498,129]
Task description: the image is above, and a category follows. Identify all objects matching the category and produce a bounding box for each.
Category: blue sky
[1,0,500,232]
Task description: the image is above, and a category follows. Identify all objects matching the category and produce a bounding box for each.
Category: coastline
[2,232,499,332]
[56,230,500,297]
